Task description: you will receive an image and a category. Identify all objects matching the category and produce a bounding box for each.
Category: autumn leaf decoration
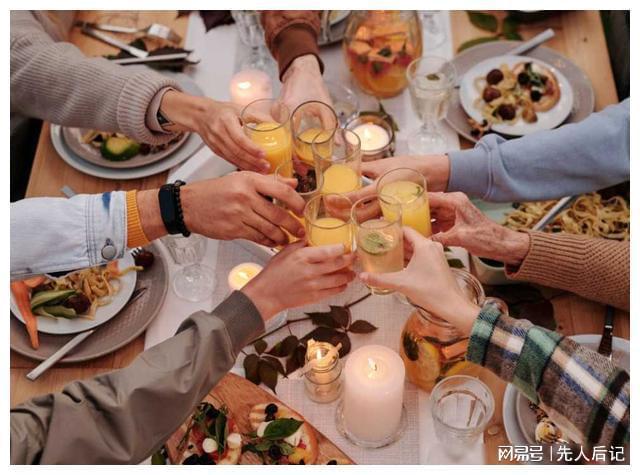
[458,12,524,53]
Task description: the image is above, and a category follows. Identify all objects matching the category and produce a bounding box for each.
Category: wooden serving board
[166,373,354,465]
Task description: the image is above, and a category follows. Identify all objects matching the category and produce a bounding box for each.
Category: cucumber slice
[34,305,78,319]
[100,136,141,161]
[30,289,77,310]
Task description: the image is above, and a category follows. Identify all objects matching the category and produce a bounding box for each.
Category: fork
[130,247,144,260]
[75,21,182,44]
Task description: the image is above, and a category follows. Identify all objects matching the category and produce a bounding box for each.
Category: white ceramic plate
[459,55,574,136]
[10,253,137,335]
[504,334,630,448]
[330,10,350,25]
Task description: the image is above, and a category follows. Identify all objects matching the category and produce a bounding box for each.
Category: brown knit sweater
[506,231,630,310]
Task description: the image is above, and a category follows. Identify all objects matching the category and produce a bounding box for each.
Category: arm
[10,11,181,145]
[505,231,630,311]
[447,99,630,202]
[467,305,629,447]
[10,291,265,464]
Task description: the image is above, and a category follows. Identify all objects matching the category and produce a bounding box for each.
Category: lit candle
[303,339,342,403]
[229,69,273,106]
[227,262,263,291]
[351,123,390,152]
[343,345,405,443]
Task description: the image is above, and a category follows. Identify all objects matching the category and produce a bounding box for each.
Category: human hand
[428,192,529,266]
[359,228,480,334]
[346,154,450,204]
[242,241,356,320]
[280,55,332,113]
[159,91,271,173]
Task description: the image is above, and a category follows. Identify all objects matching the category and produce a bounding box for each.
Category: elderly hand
[137,172,306,247]
[359,227,480,334]
[159,91,271,173]
[279,55,332,113]
[429,192,529,265]
[346,154,451,204]
[243,241,356,320]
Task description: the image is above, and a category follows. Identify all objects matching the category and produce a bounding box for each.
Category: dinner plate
[459,54,574,136]
[446,41,595,143]
[10,253,137,335]
[10,243,169,363]
[61,127,190,169]
[504,334,630,453]
[330,10,350,25]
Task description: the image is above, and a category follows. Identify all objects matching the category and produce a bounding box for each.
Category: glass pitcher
[343,10,423,98]
[399,268,508,392]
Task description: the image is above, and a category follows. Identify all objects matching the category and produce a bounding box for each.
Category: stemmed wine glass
[162,234,216,302]
[406,56,457,155]
[231,10,276,75]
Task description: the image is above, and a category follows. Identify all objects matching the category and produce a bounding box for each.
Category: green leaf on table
[243,354,260,385]
[502,16,520,35]
[447,258,465,269]
[467,11,498,32]
[329,305,351,327]
[348,320,378,334]
[306,305,350,329]
[503,31,523,41]
[254,339,267,355]
[285,353,302,375]
[263,418,304,440]
[262,355,287,376]
[457,35,500,53]
[301,327,351,357]
[258,359,278,393]
[267,335,299,357]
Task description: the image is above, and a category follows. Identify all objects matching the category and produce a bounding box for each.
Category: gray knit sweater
[10,11,181,145]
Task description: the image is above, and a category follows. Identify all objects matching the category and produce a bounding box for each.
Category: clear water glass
[406,56,456,154]
[420,11,446,47]
[430,375,495,457]
[162,234,216,302]
[231,10,273,73]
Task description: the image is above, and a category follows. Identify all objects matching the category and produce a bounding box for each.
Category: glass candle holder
[241,98,292,173]
[313,128,362,195]
[304,341,343,403]
[346,114,395,161]
[291,100,338,166]
[304,193,354,252]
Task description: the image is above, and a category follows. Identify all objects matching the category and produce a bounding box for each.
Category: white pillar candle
[229,69,273,107]
[227,262,263,291]
[351,123,390,152]
[343,345,405,443]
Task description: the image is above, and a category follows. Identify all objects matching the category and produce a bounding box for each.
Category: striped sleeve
[467,305,629,446]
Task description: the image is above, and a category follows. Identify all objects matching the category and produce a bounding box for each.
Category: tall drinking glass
[162,234,216,302]
[304,193,354,252]
[377,168,432,236]
[231,10,274,74]
[406,56,457,154]
[241,99,292,173]
[351,196,404,295]
[291,101,338,166]
[313,128,362,195]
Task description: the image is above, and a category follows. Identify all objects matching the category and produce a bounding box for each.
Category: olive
[482,86,501,103]
[64,293,91,314]
[517,72,530,85]
[496,104,516,121]
[265,413,275,422]
[265,403,278,415]
[133,249,155,269]
[268,445,282,460]
[470,128,481,138]
[530,90,543,102]
[182,454,200,465]
[198,454,215,465]
[485,68,504,85]
[32,283,54,294]
[327,460,338,465]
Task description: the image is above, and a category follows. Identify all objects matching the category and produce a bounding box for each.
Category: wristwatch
[158,180,191,237]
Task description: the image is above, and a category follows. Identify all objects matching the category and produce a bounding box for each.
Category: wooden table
[11,10,628,465]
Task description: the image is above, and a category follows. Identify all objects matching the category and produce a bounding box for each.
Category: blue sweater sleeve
[447,99,630,202]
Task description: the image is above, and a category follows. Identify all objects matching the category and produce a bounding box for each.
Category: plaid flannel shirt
[467,305,629,447]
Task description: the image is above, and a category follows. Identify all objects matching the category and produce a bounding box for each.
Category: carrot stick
[10,281,39,349]
[106,260,120,276]
[23,275,46,288]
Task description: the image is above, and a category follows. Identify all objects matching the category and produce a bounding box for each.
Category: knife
[597,305,615,360]
[531,196,577,232]
[81,25,148,58]
[110,52,201,66]
[26,286,148,381]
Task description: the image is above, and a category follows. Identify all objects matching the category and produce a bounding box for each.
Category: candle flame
[316,348,324,360]
[363,128,373,140]
[367,357,378,373]
[238,81,252,90]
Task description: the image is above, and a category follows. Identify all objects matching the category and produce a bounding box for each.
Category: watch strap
[158,180,190,237]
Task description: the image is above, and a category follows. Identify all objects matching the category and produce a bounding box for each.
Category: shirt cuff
[272,24,324,79]
[125,190,150,248]
[145,87,176,133]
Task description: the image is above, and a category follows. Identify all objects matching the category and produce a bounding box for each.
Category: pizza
[175,402,242,465]
[244,402,319,464]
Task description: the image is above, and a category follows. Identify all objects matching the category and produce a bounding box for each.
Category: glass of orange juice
[313,129,362,195]
[241,99,292,173]
[274,157,324,243]
[304,193,354,252]
[377,168,432,236]
[291,100,338,167]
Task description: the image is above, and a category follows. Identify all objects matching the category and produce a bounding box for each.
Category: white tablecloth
[145,11,486,465]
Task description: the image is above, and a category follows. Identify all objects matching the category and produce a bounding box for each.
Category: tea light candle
[351,123,390,152]
[343,345,405,443]
[229,69,273,106]
[303,339,342,403]
[227,262,263,291]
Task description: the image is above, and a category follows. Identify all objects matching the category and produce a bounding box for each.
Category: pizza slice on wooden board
[166,373,354,465]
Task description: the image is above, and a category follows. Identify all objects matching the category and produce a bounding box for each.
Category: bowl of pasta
[459,55,574,137]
